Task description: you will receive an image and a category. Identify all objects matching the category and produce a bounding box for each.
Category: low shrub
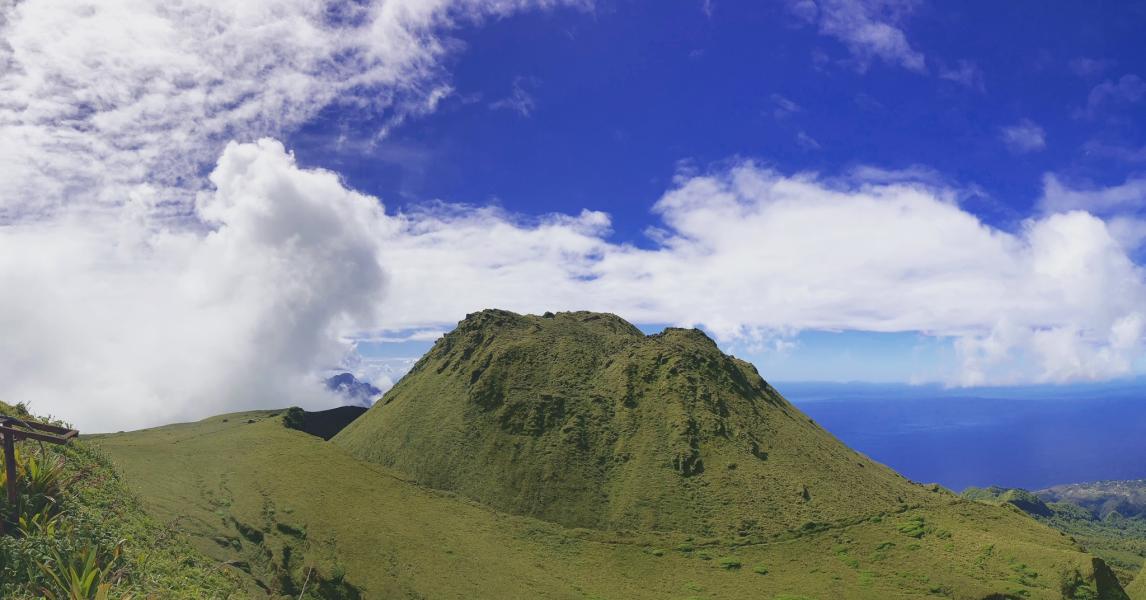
[717,557,741,570]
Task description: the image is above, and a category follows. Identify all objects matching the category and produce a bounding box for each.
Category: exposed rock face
[334,309,929,535]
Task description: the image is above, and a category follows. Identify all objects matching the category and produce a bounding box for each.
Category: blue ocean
[780,381,1146,492]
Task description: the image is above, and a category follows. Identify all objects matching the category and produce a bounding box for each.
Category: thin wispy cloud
[770,94,803,119]
[1083,140,1146,164]
[489,76,539,117]
[0,0,581,221]
[1079,74,1146,117]
[1069,57,1113,78]
[938,59,986,91]
[788,0,926,73]
[795,131,822,150]
[1000,119,1046,153]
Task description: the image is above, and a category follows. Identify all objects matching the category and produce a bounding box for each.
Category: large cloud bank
[380,163,1146,387]
[8,141,1144,431]
[0,140,388,430]
[2,0,1144,431]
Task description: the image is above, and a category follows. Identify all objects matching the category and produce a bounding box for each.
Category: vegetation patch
[0,401,237,599]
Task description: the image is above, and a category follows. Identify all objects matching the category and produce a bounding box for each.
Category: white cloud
[1082,140,1146,164]
[795,130,822,150]
[1069,57,1112,78]
[1080,74,1146,117]
[5,143,1146,430]
[788,0,926,73]
[374,161,1146,387]
[1040,174,1146,249]
[0,0,581,221]
[1040,174,1146,215]
[770,93,803,119]
[0,140,389,431]
[489,76,538,117]
[3,0,1145,432]
[938,59,985,91]
[999,119,1046,154]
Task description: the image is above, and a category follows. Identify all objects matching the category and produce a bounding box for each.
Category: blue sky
[292,0,1145,240]
[3,0,1146,429]
[299,0,1146,384]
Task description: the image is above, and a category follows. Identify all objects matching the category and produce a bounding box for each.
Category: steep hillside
[96,410,1125,599]
[0,401,238,598]
[334,309,933,536]
[1127,564,1146,600]
[964,485,1146,586]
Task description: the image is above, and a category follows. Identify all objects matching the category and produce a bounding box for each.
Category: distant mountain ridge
[1039,480,1146,520]
[324,372,381,406]
[964,481,1146,589]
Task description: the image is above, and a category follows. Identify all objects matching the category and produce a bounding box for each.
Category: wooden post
[0,416,78,534]
[2,429,15,533]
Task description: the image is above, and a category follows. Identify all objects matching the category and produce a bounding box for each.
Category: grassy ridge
[93,408,1125,599]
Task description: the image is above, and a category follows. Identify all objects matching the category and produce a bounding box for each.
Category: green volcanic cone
[334,309,931,536]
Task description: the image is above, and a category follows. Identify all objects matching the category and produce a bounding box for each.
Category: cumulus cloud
[0,0,581,221]
[0,140,389,431]
[1041,174,1146,215]
[1040,174,1146,249]
[5,142,1146,430]
[3,0,1145,432]
[1000,119,1046,154]
[787,0,926,73]
[372,162,1146,388]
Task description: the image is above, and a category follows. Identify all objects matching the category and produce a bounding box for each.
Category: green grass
[964,485,1146,589]
[91,408,1126,599]
[0,400,237,598]
[334,310,943,538]
[717,556,742,570]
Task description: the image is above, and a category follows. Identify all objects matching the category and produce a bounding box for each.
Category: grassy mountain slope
[966,485,1146,587]
[334,309,935,537]
[0,400,238,598]
[95,410,1125,599]
[1127,565,1146,600]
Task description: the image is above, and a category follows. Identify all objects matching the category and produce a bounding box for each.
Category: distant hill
[284,405,367,440]
[324,372,381,406]
[1040,481,1146,520]
[964,483,1146,588]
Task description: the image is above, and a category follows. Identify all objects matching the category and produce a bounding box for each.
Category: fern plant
[37,541,131,600]
[1,446,67,529]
